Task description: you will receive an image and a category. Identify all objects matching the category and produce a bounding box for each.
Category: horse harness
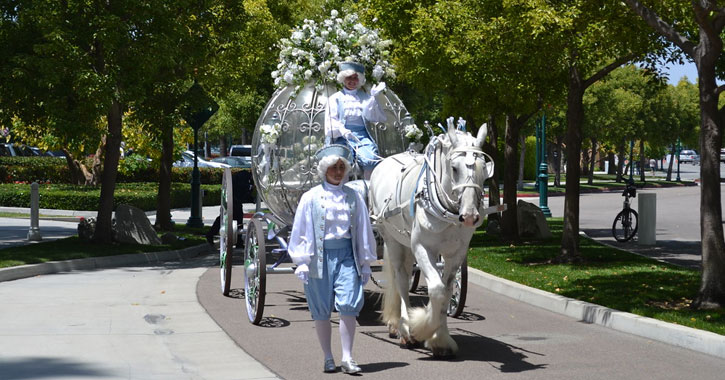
[372,135,491,236]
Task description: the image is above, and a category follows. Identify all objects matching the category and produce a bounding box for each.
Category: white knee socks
[315,320,333,360]
[339,315,357,361]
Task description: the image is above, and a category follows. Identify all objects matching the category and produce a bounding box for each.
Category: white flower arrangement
[404,124,424,142]
[260,122,281,145]
[272,9,395,92]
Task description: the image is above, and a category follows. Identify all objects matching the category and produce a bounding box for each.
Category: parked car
[0,143,18,156]
[0,143,42,156]
[678,149,699,164]
[228,144,252,167]
[173,150,230,168]
[720,148,725,163]
[210,156,251,169]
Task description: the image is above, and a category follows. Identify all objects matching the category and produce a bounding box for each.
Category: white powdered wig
[317,155,351,181]
[336,69,366,88]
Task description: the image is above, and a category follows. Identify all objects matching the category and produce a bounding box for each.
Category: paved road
[197,254,725,380]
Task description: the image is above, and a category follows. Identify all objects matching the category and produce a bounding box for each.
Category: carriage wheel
[244,216,267,325]
[220,168,234,296]
[446,259,468,318]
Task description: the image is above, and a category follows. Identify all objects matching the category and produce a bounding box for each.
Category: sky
[659,61,698,85]
[658,60,725,85]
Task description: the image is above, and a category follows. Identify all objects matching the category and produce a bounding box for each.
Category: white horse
[369,125,493,358]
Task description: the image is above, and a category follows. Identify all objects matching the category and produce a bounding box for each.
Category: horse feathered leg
[408,242,462,358]
[380,236,416,346]
[423,258,463,358]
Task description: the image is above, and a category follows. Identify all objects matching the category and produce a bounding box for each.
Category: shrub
[0,182,222,211]
[0,156,249,185]
[0,156,70,183]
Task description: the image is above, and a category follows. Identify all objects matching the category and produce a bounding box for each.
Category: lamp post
[675,138,682,182]
[182,81,219,228]
[536,114,551,217]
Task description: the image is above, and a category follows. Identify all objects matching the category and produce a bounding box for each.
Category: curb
[467,267,725,359]
[0,243,212,283]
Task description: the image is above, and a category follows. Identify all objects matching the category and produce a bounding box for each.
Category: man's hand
[361,265,372,286]
[371,82,386,96]
[295,264,309,284]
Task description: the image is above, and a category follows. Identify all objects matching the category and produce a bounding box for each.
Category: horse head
[440,124,490,227]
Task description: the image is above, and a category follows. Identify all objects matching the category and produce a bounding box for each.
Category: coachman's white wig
[336,61,366,88]
[315,144,353,181]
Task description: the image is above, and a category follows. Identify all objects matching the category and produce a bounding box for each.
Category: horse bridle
[420,136,490,223]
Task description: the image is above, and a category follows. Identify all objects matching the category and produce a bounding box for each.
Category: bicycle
[612,179,638,242]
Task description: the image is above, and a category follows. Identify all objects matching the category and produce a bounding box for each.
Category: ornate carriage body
[250,82,414,226]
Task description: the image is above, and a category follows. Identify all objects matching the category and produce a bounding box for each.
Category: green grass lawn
[0,225,206,268]
[468,218,723,336]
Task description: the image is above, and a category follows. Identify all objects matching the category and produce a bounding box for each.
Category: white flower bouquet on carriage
[271,9,395,93]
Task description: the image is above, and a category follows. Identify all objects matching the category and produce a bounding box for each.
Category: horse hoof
[399,338,423,349]
[431,348,456,359]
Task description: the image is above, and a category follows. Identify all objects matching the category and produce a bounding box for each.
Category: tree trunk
[639,140,646,182]
[607,152,616,175]
[587,138,597,185]
[155,122,174,231]
[220,136,228,157]
[62,137,105,186]
[93,99,123,244]
[501,113,520,240]
[484,114,501,223]
[517,134,525,190]
[557,68,585,262]
[693,35,725,309]
[666,143,675,181]
[553,136,563,188]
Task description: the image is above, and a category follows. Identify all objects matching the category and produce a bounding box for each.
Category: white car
[678,149,699,164]
[173,150,230,168]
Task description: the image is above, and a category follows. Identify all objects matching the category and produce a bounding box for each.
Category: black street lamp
[181,81,219,228]
[675,139,682,182]
[536,114,551,217]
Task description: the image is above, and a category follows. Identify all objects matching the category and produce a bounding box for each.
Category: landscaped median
[467,218,723,338]
[0,225,209,270]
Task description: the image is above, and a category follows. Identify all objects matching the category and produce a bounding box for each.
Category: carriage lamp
[181,81,219,228]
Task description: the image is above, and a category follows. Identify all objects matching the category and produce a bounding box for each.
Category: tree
[624,0,725,308]
[0,1,218,242]
[546,1,665,262]
[360,0,566,239]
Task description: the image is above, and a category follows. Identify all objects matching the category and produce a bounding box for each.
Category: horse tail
[380,248,401,330]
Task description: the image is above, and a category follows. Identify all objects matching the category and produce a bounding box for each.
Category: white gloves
[344,130,360,142]
[295,264,309,284]
[371,82,386,96]
[361,265,372,286]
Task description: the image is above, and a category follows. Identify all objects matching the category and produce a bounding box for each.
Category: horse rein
[419,136,489,224]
